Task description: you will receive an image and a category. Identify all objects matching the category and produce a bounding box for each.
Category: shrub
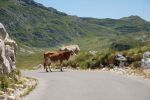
[67,60,79,69]
[133,54,142,61]
[0,75,9,90]
[67,51,94,69]
[132,61,141,68]
[0,69,21,90]
[15,69,21,77]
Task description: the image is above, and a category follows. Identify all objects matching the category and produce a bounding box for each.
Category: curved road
[22,69,150,100]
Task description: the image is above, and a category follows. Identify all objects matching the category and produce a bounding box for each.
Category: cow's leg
[43,62,48,72]
[60,67,63,72]
[48,63,52,72]
[60,60,63,72]
[45,65,48,72]
[45,58,52,72]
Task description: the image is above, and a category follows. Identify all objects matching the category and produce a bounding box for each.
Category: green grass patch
[16,53,43,69]
[0,69,21,90]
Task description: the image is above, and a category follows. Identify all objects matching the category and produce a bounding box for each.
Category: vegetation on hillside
[0,0,150,70]
[0,0,150,51]
[67,45,150,70]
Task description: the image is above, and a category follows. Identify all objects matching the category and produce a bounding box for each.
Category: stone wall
[0,23,17,73]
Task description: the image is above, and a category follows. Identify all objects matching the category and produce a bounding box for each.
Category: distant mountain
[0,0,150,51]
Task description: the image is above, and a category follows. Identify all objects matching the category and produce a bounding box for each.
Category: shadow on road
[38,70,68,73]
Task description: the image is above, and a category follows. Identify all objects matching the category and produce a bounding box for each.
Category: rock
[143,51,150,59]
[101,68,109,71]
[0,95,6,100]
[115,54,127,61]
[0,91,5,95]
[115,54,127,67]
[6,88,15,93]
[0,23,17,73]
[0,39,11,73]
[141,51,150,69]
[7,95,15,100]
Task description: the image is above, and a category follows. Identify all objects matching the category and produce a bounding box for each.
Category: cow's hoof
[60,70,63,72]
[46,70,49,72]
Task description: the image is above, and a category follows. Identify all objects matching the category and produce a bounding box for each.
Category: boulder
[0,23,17,73]
[115,54,127,61]
[143,51,150,59]
[141,51,150,69]
[115,54,127,67]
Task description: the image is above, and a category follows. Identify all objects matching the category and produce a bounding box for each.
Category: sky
[34,0,150,21]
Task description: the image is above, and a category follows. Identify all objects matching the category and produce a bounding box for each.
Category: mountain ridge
[0,0,150,50]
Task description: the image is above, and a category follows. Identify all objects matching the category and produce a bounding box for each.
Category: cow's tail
[44,53,47,59]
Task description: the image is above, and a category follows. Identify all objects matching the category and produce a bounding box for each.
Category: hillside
[0,0,150,50]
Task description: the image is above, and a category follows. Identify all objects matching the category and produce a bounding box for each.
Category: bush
[67,51,113,69]
[0,69,21,90]
[67,60,79,69]
[0,75,9,90]
[15,69,21,77]
[132,61,141,68]
[133,54,142,61]
[67,52,94,69]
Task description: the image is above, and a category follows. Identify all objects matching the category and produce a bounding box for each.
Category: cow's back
[60,51,71,61]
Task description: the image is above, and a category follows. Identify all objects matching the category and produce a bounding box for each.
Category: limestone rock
[0,23,17,73]
[115,54,127,67]
[115,54,127,61]
[141,51,150,69]
[7,95,15,100]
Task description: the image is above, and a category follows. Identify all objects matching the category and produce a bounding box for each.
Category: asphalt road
[22,69,150,100]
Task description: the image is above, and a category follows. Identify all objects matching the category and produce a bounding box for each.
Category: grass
[0,73,38,99]
[20,82,37,97]
[16,52,43,69]
[0,69,21,90]
[20,77,38,97]
[15,43,150,70]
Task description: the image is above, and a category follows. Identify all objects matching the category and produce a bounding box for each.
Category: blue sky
[34,0,150,21]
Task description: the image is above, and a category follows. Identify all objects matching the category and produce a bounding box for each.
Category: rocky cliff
[0,23,17,73]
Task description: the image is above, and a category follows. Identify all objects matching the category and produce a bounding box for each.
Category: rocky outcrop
[115,54,127,67]
[0,23,17,73]
[141,51,150,69]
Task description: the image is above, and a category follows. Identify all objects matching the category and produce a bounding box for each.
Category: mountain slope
[0,0,150,50]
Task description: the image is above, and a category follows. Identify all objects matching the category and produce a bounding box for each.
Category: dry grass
[20,77,38,97]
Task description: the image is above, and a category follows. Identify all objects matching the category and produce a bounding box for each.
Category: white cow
[60,45,80,54]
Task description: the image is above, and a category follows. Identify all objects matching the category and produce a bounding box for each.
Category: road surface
[22,69,150,100]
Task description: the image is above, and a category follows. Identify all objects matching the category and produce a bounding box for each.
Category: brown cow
[44,51,58,59]
[43,50,74,72]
